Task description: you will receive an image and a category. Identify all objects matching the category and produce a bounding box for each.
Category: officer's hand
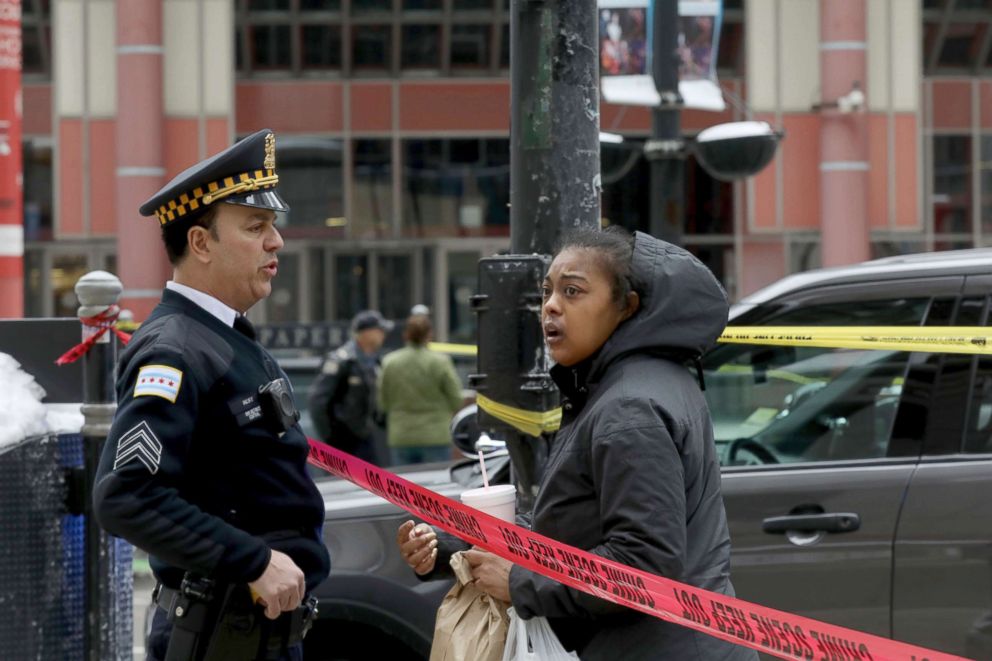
[397,520,437,575]
[249,550,306,620]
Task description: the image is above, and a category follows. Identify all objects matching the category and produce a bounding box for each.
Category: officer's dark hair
[404,315,432,346]
[161,205,221,266]
[553,225,635,311]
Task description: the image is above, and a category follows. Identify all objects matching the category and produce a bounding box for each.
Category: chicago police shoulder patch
[134,364,184,403]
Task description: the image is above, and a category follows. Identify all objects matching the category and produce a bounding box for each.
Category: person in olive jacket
[398,227,756,660]
[309,310,391,465]
[378,314,463,465]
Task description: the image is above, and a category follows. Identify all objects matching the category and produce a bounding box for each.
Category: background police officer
[309,310,392,466]
[93,129,329,661]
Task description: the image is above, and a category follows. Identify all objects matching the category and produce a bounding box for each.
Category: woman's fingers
[396,520,415,548]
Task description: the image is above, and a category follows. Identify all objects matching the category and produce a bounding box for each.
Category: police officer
[93,129,329,661]
[308,310,392,466]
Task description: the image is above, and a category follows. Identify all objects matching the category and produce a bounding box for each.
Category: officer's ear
[186,224,214,264]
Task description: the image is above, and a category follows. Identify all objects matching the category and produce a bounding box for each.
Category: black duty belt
[153,580,319,661]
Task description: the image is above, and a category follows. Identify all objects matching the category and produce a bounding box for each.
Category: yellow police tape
[469,326,992,437]
[476,393,562,438]
[719,326,992,354]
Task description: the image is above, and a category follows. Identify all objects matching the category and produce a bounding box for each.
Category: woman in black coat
[399,227,756,660]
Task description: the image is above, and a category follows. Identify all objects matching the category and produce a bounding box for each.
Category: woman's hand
[463,548,512,603]
[396,520,438,575]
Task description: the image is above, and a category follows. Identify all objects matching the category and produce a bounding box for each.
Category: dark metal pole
[77,271,123,661]
[510,0,600,255]
[646,0,685,245]
[475,0,600,514]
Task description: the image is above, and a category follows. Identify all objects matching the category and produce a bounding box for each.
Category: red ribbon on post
[55,305,132,366]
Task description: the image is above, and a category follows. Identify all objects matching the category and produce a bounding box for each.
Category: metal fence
[0,429,132,658]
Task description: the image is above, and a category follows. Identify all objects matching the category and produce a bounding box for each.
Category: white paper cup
[460,484,516,523]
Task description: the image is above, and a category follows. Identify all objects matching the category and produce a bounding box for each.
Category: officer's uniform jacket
[93,289,331,592]
[308,339,379,451]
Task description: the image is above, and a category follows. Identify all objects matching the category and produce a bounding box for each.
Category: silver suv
[302,248,992,660]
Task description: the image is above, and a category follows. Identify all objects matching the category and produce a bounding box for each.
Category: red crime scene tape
[307,437,969,661]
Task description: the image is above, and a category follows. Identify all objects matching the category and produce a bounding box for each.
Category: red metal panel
[89,119,117,235]
[399,82,509,132]
[58,119,84,236]
[350,83,392,132]
[782,114,821,230]
[23,83,50,136]
[236,82,344,133]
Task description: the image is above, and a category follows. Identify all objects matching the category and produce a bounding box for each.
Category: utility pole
[473,0,600,513]
[646,0,684,245]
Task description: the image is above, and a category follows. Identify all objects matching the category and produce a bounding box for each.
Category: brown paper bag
[429,552,510,661]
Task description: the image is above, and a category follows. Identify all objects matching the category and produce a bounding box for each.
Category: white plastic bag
[501,607,578,661]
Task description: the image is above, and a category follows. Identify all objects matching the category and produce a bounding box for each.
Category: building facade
[15,0,987,341]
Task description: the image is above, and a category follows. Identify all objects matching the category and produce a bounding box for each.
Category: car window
[960,297,992,454]
[705,297,930,466]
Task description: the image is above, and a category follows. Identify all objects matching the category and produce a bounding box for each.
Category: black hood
[586,231,729,381]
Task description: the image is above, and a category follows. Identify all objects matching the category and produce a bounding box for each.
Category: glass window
[275,137,345,231]
[302,24,342,69]
[404,0,441,9]
[937,24,979,68]
[301,0,340,10]
[447,251,479,344]
[353,24,392,69]
[401,24,441,69]
[309,247,327,321]
[499,22,510,68]
[352,139,393,238]
[335,255,370,320]
[376,254,412,320]
[453,0,492,9]
[251,24,292,69]
[249,0,290,11]
[932,135,972,234]
[685,244,735,301]
[52,255,89,317]
[980,137,992,236]
[23,249,44,318]
[705,297,930,466]
[402,138,510,237]
[21,26,46,75]
[23,140,53,242]
[601,142,650,232]
[450,24,490,68]
[685,154,733,234]
[352,0,391,14]
[265,252,300,323]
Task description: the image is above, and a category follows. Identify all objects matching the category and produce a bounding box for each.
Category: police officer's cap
[138,128,289,226]
[351,310,394,334]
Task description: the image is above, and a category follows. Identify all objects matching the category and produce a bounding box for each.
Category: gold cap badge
[264,133,276,170]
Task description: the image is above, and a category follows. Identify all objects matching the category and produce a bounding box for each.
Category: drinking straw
[477,433,491,488]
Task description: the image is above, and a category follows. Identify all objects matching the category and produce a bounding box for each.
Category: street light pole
[474,0,600,514]
[646,0,685,245]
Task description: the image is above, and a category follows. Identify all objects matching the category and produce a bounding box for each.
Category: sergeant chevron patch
[114,421,163,474]
[134,364,183,403]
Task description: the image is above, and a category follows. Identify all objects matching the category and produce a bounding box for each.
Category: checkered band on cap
[154,168,279,226]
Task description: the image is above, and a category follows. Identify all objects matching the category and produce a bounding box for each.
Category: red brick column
[116,0,169,320]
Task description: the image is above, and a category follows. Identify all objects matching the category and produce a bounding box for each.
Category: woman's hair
[404,314,433,346]
[554,225,635,310]
[161,204,221,266]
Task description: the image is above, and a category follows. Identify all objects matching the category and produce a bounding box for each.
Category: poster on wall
[599,0,725,112]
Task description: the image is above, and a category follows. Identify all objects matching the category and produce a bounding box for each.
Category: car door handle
[762,513,861,534]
